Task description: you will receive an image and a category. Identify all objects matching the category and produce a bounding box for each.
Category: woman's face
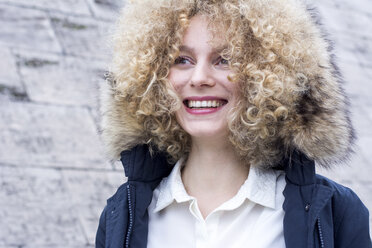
[168,15,238,140]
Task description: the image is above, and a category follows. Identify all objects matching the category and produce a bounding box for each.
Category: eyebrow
[179,45,195,54]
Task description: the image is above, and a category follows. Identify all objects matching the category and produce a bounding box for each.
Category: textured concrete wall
[0,0,371,246]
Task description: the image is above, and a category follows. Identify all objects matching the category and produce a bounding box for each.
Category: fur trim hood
[100,0,354,168]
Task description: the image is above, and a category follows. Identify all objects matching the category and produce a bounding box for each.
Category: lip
[184,96,227,101]
[183,96,228,115]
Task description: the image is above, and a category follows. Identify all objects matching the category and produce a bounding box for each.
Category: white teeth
[187,100,224,108]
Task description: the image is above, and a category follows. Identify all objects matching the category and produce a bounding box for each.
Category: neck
[181,135,249,218]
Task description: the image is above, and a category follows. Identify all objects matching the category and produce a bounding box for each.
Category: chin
[185,125,229,140]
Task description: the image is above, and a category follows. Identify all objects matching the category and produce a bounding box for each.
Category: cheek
[174,107,185,131]
[168,68,188,93]
[230,83,239,98]
[225,75,239,95]
[219,74,239,101]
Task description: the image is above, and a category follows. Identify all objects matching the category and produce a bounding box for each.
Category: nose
[190,62,215,88]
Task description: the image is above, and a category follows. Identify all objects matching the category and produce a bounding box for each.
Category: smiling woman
[96,0,371,247]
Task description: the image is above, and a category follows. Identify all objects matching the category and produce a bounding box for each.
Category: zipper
[317,217,324,248]
[125,184,134,248]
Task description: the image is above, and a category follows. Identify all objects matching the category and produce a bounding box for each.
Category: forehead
[181,15,226,51]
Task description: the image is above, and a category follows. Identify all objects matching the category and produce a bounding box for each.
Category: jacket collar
[120,144,173,189]
[281,150,335,248]
[121,146,323,189]
[120,146,319,193]
[281,150,316,186]
[281,150,335,219]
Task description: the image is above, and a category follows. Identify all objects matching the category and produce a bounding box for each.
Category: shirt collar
[242,165,278,209]
[153,159,279,213]
[154,158,191,212]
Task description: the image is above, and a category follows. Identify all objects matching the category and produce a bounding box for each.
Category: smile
[182,97,228,115]
[185,100,227,109]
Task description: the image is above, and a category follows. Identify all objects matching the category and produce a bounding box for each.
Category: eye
[220,58,229,65]
[216,56,229,66]
[174,56,192,65]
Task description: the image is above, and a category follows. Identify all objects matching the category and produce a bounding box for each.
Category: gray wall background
[0,0,371,246]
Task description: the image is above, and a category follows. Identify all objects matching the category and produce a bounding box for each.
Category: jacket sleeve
[95,205,107,248]
[334,188,372,248]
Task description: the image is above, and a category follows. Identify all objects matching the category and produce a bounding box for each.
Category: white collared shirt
[147,159,286,248]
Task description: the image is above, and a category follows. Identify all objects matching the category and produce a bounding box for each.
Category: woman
[96,0,371,247]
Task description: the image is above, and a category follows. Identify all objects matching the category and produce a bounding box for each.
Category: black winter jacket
[95,145,372,248]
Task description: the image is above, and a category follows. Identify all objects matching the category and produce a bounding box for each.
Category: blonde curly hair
[104,0,353,167]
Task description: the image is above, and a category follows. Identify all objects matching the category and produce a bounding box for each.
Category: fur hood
[100,0,354,168]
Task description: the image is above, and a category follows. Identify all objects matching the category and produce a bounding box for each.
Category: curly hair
[105,0,353,167]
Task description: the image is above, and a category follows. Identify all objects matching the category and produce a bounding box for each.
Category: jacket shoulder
[315,174,367,207]
[315,174,359,197]
[315,174,367,216]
